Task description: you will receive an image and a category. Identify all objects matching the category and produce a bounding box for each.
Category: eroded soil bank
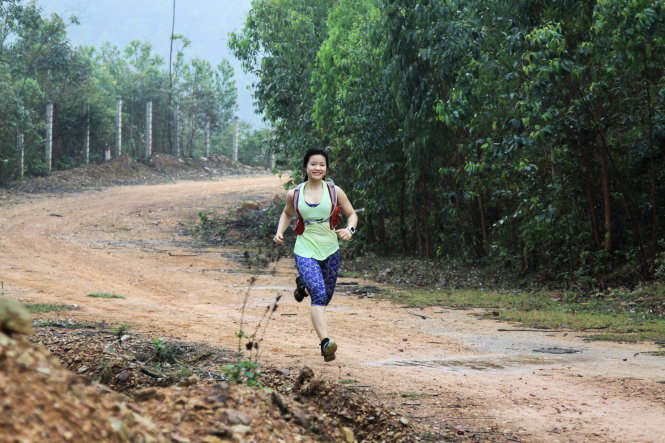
[2,174,665,442]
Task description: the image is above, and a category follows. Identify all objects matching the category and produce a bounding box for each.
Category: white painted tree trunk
[232,116,239,162]
[17,133,24,179]
[84,102,90,165]
[115,98,122,157]
[145,101,152,160]
[46,102,53,173]
[174,103,180,157]
[205,121,210,157]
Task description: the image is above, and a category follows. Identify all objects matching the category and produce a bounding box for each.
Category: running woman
[273,148,358,362]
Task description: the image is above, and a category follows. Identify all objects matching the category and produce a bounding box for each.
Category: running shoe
[321,338,337,362]
[294,276,309,302]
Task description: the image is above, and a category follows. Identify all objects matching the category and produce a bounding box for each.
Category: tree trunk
[377,211,386,246]
[620,191,649,278]
[580,148,602,249]
[413,204,423,256]
[646,80,658,260]
[399,180,407,253]
[420,204,431,257]
[597,131,612,251]
[477,192,490,255]
[366,215,376,243]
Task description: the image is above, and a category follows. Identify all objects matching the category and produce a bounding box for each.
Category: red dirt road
[2,175,664,442]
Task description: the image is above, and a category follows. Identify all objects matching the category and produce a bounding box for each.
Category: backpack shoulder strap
[325,179,337,208]
[293,182,305,219]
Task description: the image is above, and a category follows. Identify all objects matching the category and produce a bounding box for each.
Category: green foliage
[111,323,131,339]
[229,0,332,170]
[86,293,125,299]
[33,319,95,328]
[193,211,227,241]
[382,284,665,343]
[237,125,273,167]
[232,0,665,285]
[0,3,239,184]
[221,359,263,387]
[25,303,78,313]
[152,337,176,363]
[655,240,665,279]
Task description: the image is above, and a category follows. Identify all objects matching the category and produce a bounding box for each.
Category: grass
[86,293,125,299]
[26,303,79,313]
[152,337,176,363]
[33,319,96,329]
[338,379,360,384]
[112,323,131,338]
[380,285,665,343]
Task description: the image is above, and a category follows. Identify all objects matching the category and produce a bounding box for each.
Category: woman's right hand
[273,233,284,245]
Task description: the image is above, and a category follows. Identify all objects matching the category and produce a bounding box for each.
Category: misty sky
[39,0,264,127]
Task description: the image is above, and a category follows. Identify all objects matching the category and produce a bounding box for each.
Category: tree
[229,0,333,167]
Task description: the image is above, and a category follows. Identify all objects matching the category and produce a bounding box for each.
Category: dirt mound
[1,298,163,442]
[149,154,257,177]
[1,297,429,442]
[0,338,166,442]
[28,321,425,442]
[5,154,264,194]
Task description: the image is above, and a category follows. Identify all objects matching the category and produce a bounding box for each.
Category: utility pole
[168,0,176,155]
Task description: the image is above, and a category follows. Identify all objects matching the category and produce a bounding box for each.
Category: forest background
[229,0,665,288]
[2,0,665,288]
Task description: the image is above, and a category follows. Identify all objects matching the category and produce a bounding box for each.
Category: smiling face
[305,154,327,181]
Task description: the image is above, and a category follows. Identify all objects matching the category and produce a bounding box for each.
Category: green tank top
[293,181,339,260]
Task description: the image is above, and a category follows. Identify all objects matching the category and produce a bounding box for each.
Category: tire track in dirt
[2,175,664,442]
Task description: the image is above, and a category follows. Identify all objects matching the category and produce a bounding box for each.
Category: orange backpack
[292,179,342,235]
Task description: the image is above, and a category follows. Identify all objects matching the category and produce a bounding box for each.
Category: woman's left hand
[335,228,353,241]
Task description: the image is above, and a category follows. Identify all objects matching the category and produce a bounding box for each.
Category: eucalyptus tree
[236,125,272,167]
[312,0,407,249]
[585,0,665,271]
[229,0,334,167]
[0,1,86,178]
[179,58,237,157]
[120,41,169,157]
[516,0,665,278]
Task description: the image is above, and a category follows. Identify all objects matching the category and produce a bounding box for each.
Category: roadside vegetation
[26,303,79,313]
[380,286,665,343]
[195,199,665,347]
[86,293,125,299]
[230,0,665,289]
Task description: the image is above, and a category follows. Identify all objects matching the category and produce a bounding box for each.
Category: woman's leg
[294,253,340,360]
[310,305,328,341]
[320,250,341,303]
[294,255,328,306]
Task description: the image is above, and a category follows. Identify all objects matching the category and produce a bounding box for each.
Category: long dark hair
[302,148,329,181]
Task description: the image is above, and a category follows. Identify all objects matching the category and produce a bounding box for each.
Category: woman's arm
[334,186,358,241]
[273,189,296,245]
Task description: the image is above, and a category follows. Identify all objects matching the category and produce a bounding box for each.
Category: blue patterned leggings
[294,250,341,306]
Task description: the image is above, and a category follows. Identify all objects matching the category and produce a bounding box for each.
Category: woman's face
[306,154,327,181]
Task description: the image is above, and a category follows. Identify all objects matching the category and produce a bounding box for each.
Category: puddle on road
[369,356,551,373]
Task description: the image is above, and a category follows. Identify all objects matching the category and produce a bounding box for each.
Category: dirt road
[2,175,664,442]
